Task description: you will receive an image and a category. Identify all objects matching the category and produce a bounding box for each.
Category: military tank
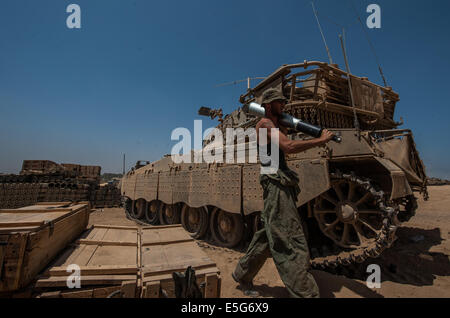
[121,60,427,269]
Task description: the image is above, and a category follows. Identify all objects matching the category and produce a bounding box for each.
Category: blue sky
[0,0,449,177]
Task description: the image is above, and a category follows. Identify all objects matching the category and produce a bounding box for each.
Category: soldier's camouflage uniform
[233,89,320,298]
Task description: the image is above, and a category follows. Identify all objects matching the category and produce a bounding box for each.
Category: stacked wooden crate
[0,161,109,210]
[0,203,90,294]
[91,185,122,208]
[21,160,61,173]
[34,225,221,298]
[79,165,101,179]
[35,225,139,298]
[0,183,41,209]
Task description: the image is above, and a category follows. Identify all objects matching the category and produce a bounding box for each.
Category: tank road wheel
[181,205,209,239]
[124,198,132,215]
[159,203,181,225]
[133,199,146,219]
[210,208,244,248]
[313,174,386,249]
[145,200,161,225]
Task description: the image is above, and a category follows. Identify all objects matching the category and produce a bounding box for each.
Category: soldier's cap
[261,88,287,105]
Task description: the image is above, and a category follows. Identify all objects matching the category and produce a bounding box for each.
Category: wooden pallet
[0,202,90,293]
[35,225,139,298]
[34,225,220,298]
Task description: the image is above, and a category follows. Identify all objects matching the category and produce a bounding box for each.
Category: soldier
[232,88,334,298]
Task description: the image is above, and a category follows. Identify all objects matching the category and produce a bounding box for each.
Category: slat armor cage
[239,61,400,131]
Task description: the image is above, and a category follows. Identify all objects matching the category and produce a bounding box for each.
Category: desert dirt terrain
[89,186,450,298]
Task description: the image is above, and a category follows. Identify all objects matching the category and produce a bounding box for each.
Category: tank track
[310,172,399,269]
[395,194,418,223]
[124,203,151,226]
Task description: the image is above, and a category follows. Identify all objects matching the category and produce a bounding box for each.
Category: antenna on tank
[215,77,266,90]
[339,29,360,137]
[311,1,334,65]
[123,154,125,175]
[349,0,388,87]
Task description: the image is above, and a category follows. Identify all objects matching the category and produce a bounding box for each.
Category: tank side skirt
[374,157,413,200]
[156,165,242,214]
[133,172,158,202]
[288,159,331,207]
[127,156,410,216]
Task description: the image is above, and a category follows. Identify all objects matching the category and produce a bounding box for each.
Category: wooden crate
[34,225,139,298]
[0,202,90,293]
[140,225,221,298]
[33,224,220,298]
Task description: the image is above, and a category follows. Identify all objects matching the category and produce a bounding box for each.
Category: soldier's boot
[232,271,259,297]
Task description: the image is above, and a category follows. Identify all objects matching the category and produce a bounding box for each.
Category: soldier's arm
[279,124,288,135]
[259,120,334,154]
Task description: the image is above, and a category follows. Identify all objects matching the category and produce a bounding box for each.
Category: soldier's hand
[319,129,334,144]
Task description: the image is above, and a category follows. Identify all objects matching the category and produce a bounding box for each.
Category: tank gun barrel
[243,102,342,143]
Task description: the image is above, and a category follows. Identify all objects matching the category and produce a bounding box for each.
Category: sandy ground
[89,186,450,298]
